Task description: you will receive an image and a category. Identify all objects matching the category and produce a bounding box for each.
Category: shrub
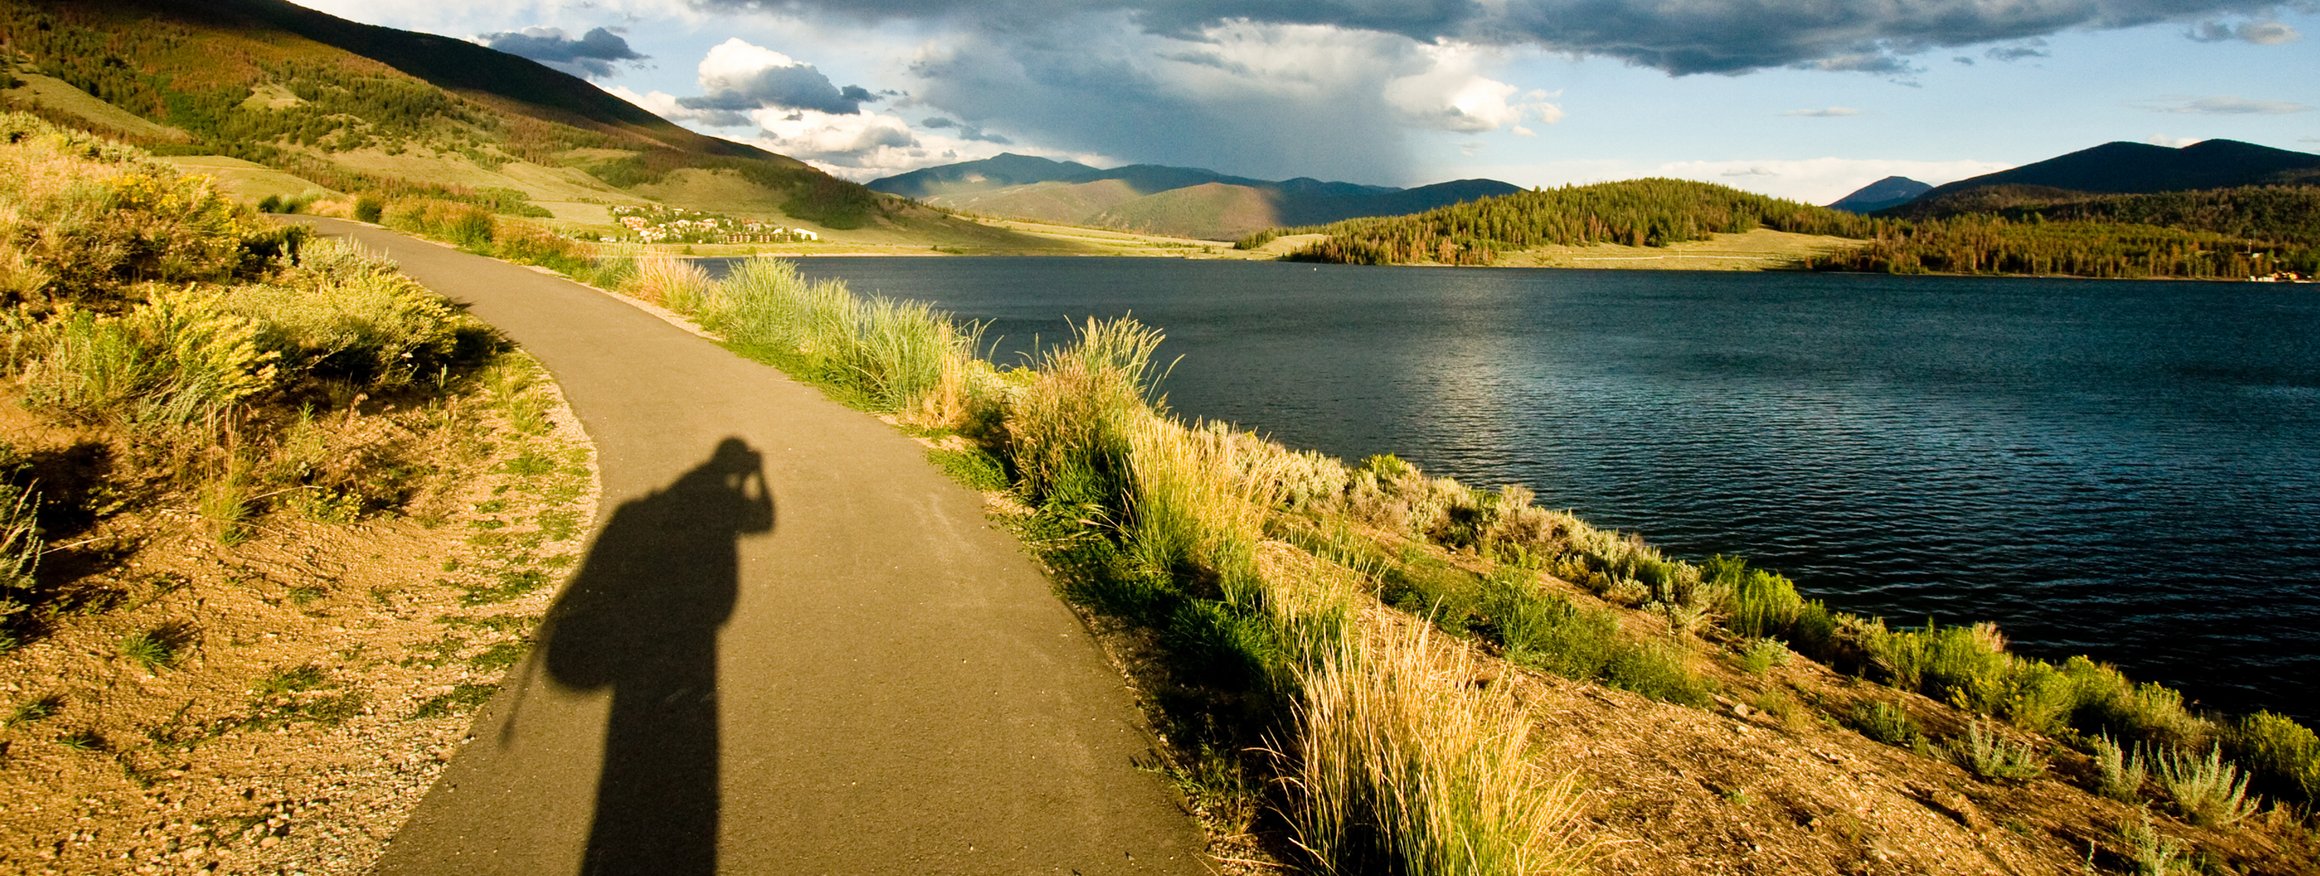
[18,293,278,431]
[226,239,465,391]
[1281,629,1584,875]
[491,221,591,275]
[2062,657,2210,750]
[2227,710,2320,806]
[352,195,384,223]
[2154,745,2259,827]
[1737,637,1788,675]
[0,125,280,300]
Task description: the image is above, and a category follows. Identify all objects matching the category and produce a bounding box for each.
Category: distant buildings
[608,205,820,244]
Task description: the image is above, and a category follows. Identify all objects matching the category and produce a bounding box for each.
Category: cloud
[1782,107,1862,118]
[903,17,1509,182]
[678,38,873,116]
[1984,39,2051,61]
[700,0,2303,76]
[2189,19,2302,43]
[2141,95,2314,114]
[476,26,644,79]
[2146,134,2202,147]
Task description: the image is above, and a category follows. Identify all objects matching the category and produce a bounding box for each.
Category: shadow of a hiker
[536,437,773,875]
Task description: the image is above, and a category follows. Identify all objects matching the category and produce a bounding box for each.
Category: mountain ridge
[869,153,1522,240]
[1898,139,2320,216]
[1827,176,1930,213]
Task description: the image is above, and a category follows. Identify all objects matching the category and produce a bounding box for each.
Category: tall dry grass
[1005,316,1167,512]
[1282,626,1585,875]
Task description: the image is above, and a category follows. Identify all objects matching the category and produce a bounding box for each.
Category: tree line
[1272,175,2319,279]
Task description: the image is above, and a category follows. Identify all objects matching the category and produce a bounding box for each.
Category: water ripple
[766,257,2320,723]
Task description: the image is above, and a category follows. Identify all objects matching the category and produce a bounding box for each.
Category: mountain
[868,155,1522,240]
[870,153,1101,200]
[1899,139,2320,216]
[0,0,1025,244]
[1827,176,1929,213]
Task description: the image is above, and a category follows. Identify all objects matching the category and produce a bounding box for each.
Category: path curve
[299,219,1206,875]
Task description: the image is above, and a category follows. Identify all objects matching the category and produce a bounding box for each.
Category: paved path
[299,220,1206,875]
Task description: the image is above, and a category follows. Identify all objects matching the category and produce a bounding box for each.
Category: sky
[287,0,2320,204]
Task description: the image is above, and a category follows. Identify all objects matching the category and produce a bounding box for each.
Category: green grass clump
[2154,745,2259,827]
[1006,316,1166,516]
[413,682,497,719]
[5,693,61,727]
[119,624,189,670]
[926,447,1009,492]
[673,256,992,426]
[0,479,41,644]
[2092,733,2149,802]
[1949,719,2047,783]
[2118,810,2190,876]
[255,665,327,696]
[1846,701,1925,749]
[1477,568,1711,706]
[1604,639,1715,707]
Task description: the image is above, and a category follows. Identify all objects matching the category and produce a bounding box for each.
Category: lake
[716,256,2320,721]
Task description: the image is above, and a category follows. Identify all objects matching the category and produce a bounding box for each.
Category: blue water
[716,256,2320,721]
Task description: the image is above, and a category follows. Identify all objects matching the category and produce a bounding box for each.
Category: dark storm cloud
[698,0,2296,74]
[479,26,644,79]
[679,60,869,114]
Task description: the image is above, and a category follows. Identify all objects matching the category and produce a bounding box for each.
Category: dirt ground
[0,354,596,876]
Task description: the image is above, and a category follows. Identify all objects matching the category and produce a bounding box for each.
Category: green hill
[870,153,1522,240]
[1281,178,1872,266]
[0,0,1042,247]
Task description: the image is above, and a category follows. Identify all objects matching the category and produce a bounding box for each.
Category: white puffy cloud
[679,38,874,115]
[1383,44,1562,133]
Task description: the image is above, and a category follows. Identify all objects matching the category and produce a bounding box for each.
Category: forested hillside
[1276,175,2320,280]
[0,0,885,227]
[1274,178,1872,266]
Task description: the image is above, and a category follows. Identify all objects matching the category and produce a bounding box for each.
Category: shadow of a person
[536,437,773,875]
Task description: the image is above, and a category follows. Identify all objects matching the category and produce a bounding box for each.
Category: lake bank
[758,256,2320,723]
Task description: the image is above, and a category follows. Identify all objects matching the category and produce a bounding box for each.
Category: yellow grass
[1284,625,1587,875]
[1492,228,1859,271]
[158,155,339,205]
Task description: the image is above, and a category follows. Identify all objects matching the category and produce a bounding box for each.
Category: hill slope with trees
[0,0,986,237]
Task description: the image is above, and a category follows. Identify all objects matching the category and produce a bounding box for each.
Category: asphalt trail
[300,220,1205,875]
